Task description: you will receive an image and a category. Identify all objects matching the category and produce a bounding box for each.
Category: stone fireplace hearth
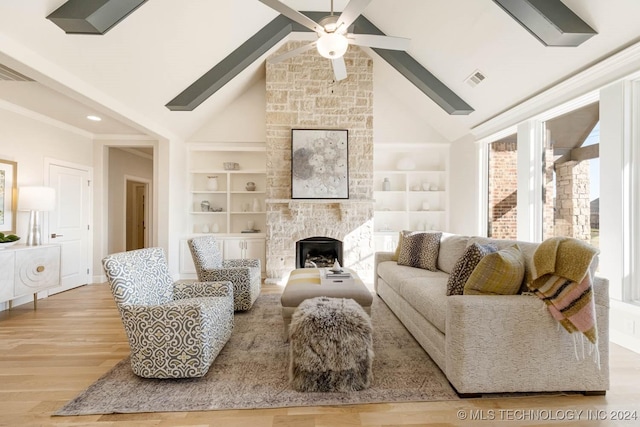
[265,42,374,284]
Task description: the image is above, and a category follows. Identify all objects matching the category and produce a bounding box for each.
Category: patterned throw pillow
[463,244,525,295]
[397,231,442,271]
[446,243,497,296]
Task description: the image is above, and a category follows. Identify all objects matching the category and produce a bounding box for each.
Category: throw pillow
[391,231,404,261]
[397,231,442,271]
[463,244,525,295]
[446,243,497,296]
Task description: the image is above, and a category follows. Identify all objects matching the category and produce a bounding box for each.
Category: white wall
[0,108,93,239]
[190,78,266,142]
[448,134,481,235]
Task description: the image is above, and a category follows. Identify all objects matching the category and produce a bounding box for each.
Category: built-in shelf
[373,143,450,252]
[182,143,267,276]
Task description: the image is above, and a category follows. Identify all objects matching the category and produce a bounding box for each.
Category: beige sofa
[374,233,610,395]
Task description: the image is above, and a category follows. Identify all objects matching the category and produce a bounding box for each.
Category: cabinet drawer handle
[36,266,45,273]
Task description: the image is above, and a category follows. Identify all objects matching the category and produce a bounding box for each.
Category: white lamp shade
[317,33,349,59]
[18,186,56,211]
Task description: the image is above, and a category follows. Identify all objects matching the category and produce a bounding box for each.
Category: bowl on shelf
[223,162,239,170]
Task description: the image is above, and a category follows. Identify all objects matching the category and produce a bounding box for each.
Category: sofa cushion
[437,233,470,274]
[401,277,449,334]
[463,245,525,295]
[397,231,442,271]
[446,243,497,296]
[377,261,447,295]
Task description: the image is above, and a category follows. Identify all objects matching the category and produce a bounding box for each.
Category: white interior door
[48,162,92,293]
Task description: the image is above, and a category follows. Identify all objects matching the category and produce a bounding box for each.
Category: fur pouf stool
[289,296,374,392]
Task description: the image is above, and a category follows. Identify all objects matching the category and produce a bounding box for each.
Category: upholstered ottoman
[281,268,373,339]
[288,296,374,392]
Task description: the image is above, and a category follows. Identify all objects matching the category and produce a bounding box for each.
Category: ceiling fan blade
[258,0,322,33]
[348,33,410,51]
[268,42,317,64]
[331,57,348,81]
[337,0,372,30]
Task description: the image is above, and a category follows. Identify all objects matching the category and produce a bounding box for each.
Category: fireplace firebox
[296,237,343,269]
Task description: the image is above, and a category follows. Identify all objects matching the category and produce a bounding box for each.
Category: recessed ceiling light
[87,115,102,121]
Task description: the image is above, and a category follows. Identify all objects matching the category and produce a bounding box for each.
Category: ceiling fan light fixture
[317,33,348,59]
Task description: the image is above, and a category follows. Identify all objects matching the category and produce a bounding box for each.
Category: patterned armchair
[188,235,261,311]
[102,247,234,379]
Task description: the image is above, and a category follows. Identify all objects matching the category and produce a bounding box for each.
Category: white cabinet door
[245,239,266,274]
[223,238,245,260]
[0,251,15,302]
[13,245,61,296]
[223,238,266,274]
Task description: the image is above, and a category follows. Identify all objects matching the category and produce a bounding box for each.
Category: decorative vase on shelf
[212,223,220,233]
[206,176,219,191]
[382,177,391,191]
[246,181,256,191]
[252,198,260,212]
[200,200,211,212]
[201,224,210,233]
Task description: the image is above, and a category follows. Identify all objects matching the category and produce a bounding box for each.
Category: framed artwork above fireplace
[291,129,349,199]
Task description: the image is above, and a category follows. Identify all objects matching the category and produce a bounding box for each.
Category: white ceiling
[1,0,640,142]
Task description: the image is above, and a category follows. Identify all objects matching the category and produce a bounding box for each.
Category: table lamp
[18,186,56,246]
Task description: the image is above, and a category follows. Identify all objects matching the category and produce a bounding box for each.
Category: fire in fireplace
[296,237,343,269]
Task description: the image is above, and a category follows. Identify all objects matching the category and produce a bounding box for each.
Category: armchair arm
[223,259,261,269]
[118,300,219,363]
[199,267,255,283]
[173,280,233,299]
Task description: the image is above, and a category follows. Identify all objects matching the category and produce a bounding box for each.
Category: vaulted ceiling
[2,0,640,142]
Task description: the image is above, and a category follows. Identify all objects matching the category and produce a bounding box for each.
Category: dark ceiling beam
[353,16,474,115]
[46,0,147,35]
[166,15,293,111]
[166,11,473,115]
[493,0,596,47]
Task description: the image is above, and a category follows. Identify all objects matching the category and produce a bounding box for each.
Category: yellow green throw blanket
[528,237,599,345]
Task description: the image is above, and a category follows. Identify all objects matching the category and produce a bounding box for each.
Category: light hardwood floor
[1,283,639,427]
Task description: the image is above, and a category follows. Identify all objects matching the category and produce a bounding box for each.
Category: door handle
[51,233,64,238]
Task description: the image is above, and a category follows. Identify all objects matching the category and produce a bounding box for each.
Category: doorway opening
[125,178,150,251]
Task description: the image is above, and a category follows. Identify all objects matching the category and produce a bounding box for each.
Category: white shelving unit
[183,143,267,276]
[373,143,450,251]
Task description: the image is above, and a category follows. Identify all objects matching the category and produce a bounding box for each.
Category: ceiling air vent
[0,64,34,81]
[465,70,486,88]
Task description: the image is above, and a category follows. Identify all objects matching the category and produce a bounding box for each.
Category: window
[487,134,518,239]
[541,102,600,247]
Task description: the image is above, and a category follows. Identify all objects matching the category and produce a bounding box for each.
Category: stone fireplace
[265,42,374,284]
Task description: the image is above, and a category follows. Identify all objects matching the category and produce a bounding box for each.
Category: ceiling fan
[259,0,410,81]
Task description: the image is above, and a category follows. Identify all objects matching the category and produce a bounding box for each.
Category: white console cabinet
[0,244,61,309]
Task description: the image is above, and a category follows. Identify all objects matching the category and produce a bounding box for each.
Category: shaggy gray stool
[289,296,374,392]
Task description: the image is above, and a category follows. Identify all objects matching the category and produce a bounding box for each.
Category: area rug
[56,294,459,415]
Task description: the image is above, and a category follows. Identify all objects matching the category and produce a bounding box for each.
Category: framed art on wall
[0,159,17,234]
[291,129,349,199]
